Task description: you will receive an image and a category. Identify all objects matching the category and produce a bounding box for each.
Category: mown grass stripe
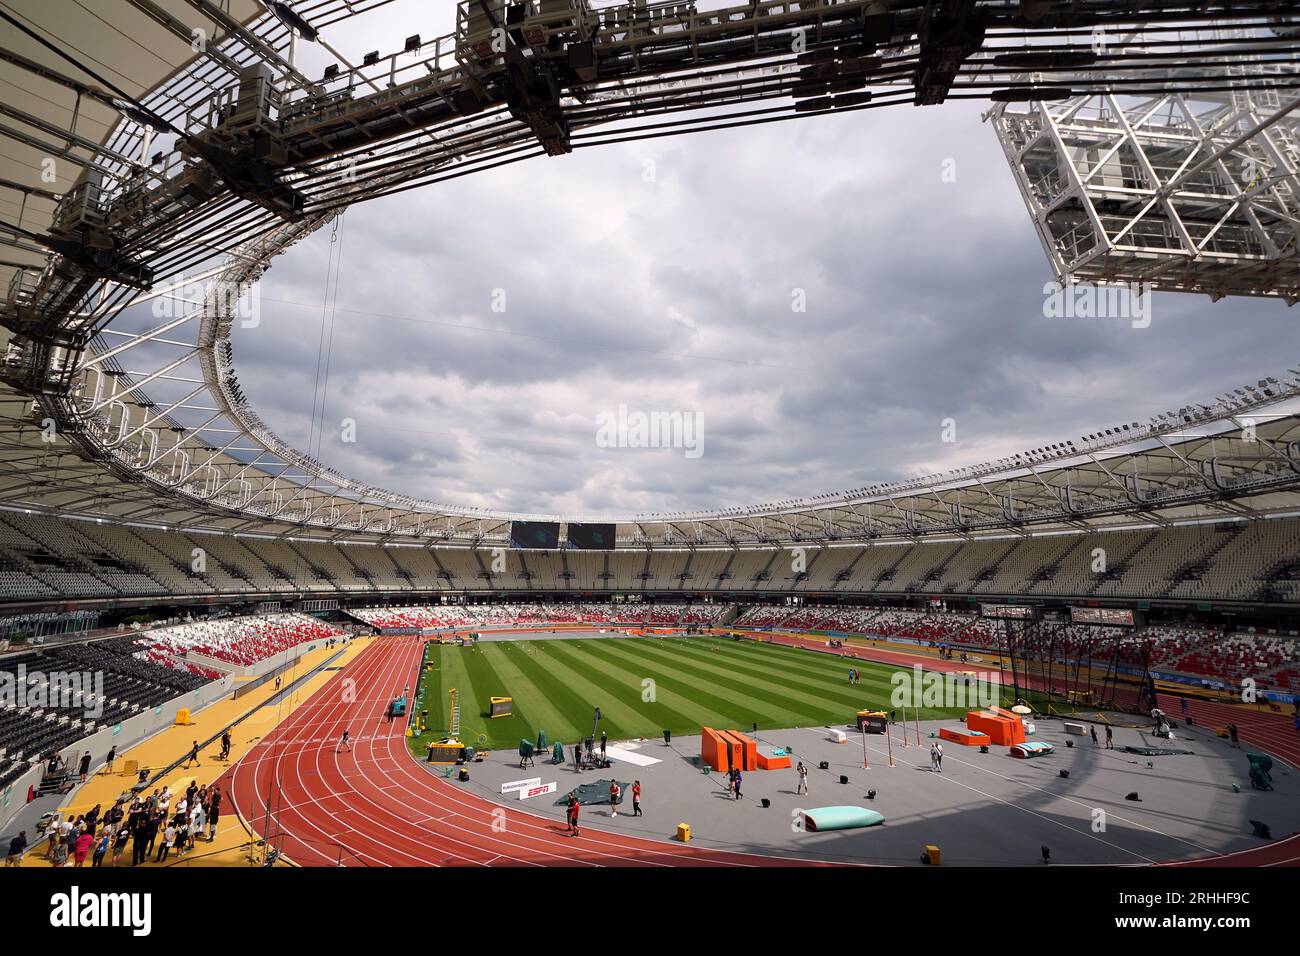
[572,637,828,728]
[539,638,734,734]
[456,643,531,747]
[414,635,968,750]
[554,637,763,731]
[489,641,615,744]
[413,642,442,730]
[523,640,649,741]
[481,642,583,742]
[434,643,478,739]
[685,638,965,720]
[647,637,890,713]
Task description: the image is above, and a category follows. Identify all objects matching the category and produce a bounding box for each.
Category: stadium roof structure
[1,0,1299,549]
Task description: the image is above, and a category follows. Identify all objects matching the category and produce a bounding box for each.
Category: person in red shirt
[609,780,621,817]
[567,795,580,836]
[72,829,94,867]
[632,780,642,817]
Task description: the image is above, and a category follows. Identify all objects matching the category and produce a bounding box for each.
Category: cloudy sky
[227,2,1293,518]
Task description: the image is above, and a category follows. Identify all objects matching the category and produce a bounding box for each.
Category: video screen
[509,520,559,549]
[566,522,616,550]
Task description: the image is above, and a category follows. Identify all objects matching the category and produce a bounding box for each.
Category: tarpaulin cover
[555,778,630,806]
[1122,745,1195,756]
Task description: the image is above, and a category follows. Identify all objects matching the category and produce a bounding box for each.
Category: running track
[224,636,809,867]
[223,634,1298,867]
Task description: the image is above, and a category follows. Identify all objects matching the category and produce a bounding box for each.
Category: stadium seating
[0,634,211,789]
[0,512,1297,607]
[349,603,728,629]
[130,613,343,667]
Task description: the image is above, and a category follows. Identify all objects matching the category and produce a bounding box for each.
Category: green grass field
[406,634,970,754]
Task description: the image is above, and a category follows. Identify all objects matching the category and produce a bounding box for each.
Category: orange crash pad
[940,727,989,746]
[965,710,1026,746]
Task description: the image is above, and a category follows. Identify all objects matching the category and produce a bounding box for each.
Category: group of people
[1085,723,1115,748]
[572,732,609,771]
[726,766,744,799]
[42,747,117,787]
[19,780,223,868]
[847,668,862,686]
[564,779,643,835]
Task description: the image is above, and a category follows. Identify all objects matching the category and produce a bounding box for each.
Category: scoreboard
[566,522,616,550]
[509,520,559,549]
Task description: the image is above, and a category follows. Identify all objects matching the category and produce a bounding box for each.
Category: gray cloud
[219,3,1291,517]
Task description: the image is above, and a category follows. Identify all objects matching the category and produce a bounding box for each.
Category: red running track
[223,636,812,867]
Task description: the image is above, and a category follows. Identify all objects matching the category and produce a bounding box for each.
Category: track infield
[407,632,976,753]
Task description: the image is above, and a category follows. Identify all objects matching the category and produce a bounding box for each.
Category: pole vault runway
[224,635,802,867]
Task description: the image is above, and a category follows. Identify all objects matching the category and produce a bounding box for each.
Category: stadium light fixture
[269,1,319,42]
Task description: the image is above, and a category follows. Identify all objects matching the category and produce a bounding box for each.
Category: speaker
[866,789,877,800]
[457,769,469,782]
[979,745,989,754]
[760,798,771,808]
[1126,791,1142,801]
[1059,769,1070,778]
[1066,739,1074,748]
[819,760,829,770]
[839,774,848,784]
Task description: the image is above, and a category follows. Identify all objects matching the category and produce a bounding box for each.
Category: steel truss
[991,23,1300,302]
[1,0,1299,548]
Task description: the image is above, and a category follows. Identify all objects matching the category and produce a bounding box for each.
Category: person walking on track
[632,780,642,817]
[796,761,809,794]
[567,795,580,836]
[338,728,351,752]
[184,740,200,768]
[930,741,942,772]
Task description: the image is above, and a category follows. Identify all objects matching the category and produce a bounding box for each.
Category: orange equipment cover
[939,727,989,746]
[965,710,1026,746]
[756,752,792,770]
[702,728,759,771]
